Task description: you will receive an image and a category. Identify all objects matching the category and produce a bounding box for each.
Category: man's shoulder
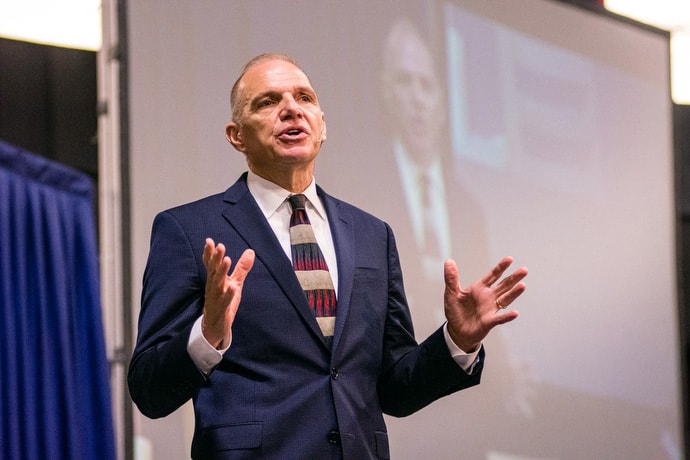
[318,186,389,228]
[161,191,227,216]
[160,174,249,217]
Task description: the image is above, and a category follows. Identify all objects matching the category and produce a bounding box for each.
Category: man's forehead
[240,60,314,94]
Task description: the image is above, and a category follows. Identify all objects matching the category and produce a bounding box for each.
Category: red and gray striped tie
[288,194,337,345]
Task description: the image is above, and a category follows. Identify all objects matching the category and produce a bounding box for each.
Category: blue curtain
[0,140,116,460]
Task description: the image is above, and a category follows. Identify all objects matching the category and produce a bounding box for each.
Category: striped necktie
[418,170,441,258]
[288,194,337,344]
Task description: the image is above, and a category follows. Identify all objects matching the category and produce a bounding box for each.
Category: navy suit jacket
[128,173,484,459]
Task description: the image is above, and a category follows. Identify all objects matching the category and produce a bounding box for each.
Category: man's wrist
[188,316,229,374]
[201,316,229,350]
[446,323,479,354]
[443,323,481,373]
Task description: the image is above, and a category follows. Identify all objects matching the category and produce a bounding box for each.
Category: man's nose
[279,94,302,119]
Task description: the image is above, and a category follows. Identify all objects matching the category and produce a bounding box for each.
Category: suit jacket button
[330,368,339,380]
[327,430,340,445]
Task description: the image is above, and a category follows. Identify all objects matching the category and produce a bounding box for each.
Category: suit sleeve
[376,223,484,417]
[127,211,208,418]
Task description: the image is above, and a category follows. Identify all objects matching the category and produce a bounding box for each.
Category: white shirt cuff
[443,323,481,374]
[187,316,230,375]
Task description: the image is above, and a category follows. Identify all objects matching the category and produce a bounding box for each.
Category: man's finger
[498,281,527,307]
[207,243,227,276]
[491,309,519,326]
[481,256,514,286]
[202,237,215,266]
[495,265,528,290]
[443,259,461,292]
[231,249,255,283]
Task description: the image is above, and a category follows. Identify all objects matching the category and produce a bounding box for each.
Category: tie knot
[288,194,307,211]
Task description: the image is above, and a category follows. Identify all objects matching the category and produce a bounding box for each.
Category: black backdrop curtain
[0,139,115,459]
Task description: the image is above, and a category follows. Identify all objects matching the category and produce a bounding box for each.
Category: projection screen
[126,0,681,458]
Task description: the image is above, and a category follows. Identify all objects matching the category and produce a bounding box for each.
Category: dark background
[0,38,98,180]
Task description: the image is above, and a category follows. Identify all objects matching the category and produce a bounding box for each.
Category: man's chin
[276,142,320,157]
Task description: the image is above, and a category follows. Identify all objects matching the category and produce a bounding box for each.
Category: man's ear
[320,115,327,143]
[226,122,245,152]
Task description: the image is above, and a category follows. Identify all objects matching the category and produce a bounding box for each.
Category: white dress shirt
[393,139,452,279]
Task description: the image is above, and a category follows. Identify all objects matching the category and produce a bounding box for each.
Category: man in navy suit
[128,53,527,459]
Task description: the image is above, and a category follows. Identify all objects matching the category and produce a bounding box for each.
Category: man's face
[384,33,443,157]
[227,59,327,177]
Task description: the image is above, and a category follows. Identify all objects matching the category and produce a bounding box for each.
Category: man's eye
[299,95,314,103]
[258,100,274,107]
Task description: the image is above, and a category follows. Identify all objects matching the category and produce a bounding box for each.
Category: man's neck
[249,166,314,193]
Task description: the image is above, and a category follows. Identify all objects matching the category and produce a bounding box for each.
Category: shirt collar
[246,169,326,220]
[393,138,443,188]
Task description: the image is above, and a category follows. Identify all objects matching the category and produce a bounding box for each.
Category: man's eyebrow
[252,86,316,101]
[246,91,275,111]
[294,85,316,95]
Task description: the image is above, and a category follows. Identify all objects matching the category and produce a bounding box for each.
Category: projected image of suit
[353,6,680,460]
[377,18,489,324]
[370,16,541,460]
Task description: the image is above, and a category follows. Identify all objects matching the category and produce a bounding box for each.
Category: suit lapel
[318,187,355,353]
[221,176,328,346]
